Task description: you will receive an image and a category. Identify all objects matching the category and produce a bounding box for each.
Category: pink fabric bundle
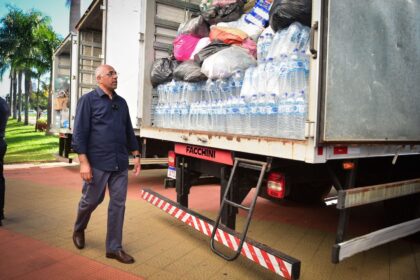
[241,38,257,58]
[173,34,201,61]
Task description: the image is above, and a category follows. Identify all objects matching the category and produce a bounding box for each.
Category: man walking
[72,64,141,264]
[0,96,10,226]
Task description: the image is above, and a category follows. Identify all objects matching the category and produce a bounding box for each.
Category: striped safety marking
[140,189,300,280]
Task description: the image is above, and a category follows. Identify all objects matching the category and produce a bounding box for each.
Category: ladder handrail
[210,157,267,261]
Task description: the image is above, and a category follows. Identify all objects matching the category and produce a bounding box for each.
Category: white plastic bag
[190,37,212,59]
[217,14,264,41]
[201,45,257,79]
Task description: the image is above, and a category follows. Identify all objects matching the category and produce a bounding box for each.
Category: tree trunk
[47,70,53,132]
[24,70,32,125]
[12,70,17,119]
[17,71,23,122]
[35,76,40,132]
[8,71,13,113]
[69,0,81,33]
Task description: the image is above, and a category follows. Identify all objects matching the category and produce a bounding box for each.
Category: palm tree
[32,24,61,129]
[0,6,25,119]
[19,9,51,125]
[66,0,81,33]
[0,5,60,125]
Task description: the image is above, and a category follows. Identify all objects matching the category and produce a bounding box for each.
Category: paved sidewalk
[0,229,142,279]
[2,165,419,279]
[1,165,283,280]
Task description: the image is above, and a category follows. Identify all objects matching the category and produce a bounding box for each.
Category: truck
[51,0,420,279]
[138,0,420,273]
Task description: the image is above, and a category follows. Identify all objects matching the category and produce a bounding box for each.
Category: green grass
[4,119,59,164]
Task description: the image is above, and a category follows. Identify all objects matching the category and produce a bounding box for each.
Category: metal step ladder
[210,157,268,261]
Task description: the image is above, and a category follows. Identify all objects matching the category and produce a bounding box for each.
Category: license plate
[167,166,176,179]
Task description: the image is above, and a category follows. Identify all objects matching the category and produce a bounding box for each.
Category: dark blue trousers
[74,168,128,252]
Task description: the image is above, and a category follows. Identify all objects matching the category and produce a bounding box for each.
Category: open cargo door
[139,0,200,127]
[76,0,103,98]
[319,0,420,143]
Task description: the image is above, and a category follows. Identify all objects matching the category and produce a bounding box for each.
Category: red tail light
[168,151,175,167]
[267,172,286,199]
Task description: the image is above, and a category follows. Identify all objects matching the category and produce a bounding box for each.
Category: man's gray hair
[95,65,104,79]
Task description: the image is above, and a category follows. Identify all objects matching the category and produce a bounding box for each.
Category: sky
[0,0,90,97]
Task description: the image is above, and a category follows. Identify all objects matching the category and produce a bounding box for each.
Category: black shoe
[0,220,2,226]
[106,250,135,264]
[72,231,85,249]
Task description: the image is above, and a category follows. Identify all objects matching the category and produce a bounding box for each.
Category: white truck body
[138,0,420,162]
[52,0,420,156]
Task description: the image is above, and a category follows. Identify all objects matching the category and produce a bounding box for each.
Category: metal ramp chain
[210,157,268,261]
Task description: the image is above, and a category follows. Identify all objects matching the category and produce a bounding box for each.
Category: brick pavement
[1,164,419,280]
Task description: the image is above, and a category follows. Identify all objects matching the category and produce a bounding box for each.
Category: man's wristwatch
[132,154,141,158]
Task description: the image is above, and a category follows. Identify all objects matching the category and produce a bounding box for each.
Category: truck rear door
[318,0,420,143]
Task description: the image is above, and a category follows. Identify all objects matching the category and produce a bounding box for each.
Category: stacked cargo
[151,0,312,139]
[52,56,71,130]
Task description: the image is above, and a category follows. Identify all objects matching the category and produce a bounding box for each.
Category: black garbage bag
[201,0,244,25]
[150,58,180,87]
[269,0,312,32]
[178,15,210,38]
[193,41,230,65]
[173,60,207,82]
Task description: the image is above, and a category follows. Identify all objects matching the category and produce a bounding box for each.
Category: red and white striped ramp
[140,189,301,280]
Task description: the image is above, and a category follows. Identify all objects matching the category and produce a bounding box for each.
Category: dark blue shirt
[72,87,139,171]
[0,97,10,139]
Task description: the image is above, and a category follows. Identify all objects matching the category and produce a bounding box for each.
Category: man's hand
[133,157,141,176]
[78,154,92,183]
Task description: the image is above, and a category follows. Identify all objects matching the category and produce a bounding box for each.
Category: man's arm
[125,102,141,176]
[131,151,141,176]
[72,95,92,182]
[78,154,92,183]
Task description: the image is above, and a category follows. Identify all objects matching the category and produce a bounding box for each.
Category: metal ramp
[140,188,301,279]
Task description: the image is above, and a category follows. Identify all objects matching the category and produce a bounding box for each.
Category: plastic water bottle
[166,80,175,128]
[285,22,303,55]
[257,93,269,135]
[180,82,191,129]
[240,67,255,101]
[277,91,288,138]
[257,60,266,98]
[292,55,309,138]
[267,28,287,60]
[282,92,295,138]
[257,35,265,63]
[263,94,278,137]
[204,79,217,131]
[297,26,310,54]
[249,94,259,136]
[262,33,274,60]
[294,90,307,139]
[264,58,277,96]
[175,80,184,129]
[163,82,172,128]
[220,77,234,132]
[231,70,244,98]
[237,96,248,135]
